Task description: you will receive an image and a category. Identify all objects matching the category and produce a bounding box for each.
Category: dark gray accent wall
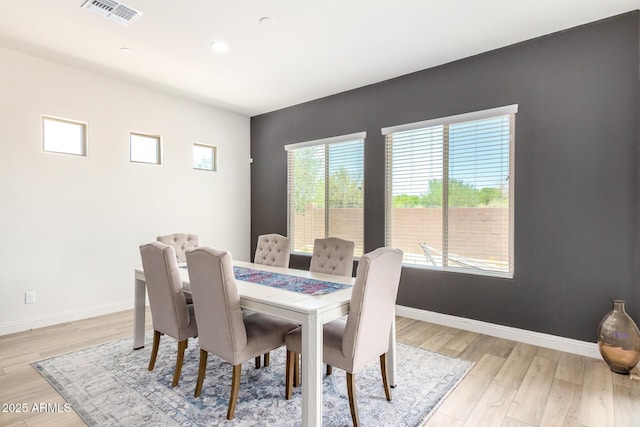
[250,12,640,342]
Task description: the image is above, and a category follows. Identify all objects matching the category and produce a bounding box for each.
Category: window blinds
[287,133,365,255]
[384,106,516,277]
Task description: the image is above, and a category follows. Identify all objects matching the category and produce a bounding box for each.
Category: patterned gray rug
[32,334,473,426]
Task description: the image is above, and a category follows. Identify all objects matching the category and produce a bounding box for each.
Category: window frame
[383,105,517,278]
[42,115,88,157]
[285,131,366,256]
[192,142,218,171]
[129,131,162,165]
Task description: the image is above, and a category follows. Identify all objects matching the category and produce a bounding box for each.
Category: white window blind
[286,133,365,255]
[384,106,516,277]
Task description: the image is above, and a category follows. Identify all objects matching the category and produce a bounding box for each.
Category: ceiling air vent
[81,0,142,26]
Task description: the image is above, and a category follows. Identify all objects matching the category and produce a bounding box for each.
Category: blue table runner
[233,266,351,296]
[179,265,351,295]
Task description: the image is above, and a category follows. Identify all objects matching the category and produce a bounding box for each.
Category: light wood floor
[1,310,639,426]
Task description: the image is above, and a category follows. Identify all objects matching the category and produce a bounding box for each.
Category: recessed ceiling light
[210,41,230,53]
[259,17,275,27]
[120,47,132,54]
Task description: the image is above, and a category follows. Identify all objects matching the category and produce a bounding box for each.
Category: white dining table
[133,260,397,427]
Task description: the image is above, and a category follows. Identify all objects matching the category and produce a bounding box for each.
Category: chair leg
[380,353,392,401]
[255,356,261,369]
[346,372,360,427]
[285,350,294,399]
[227,364,242,420]
[326,364,333,376]
[194,349,208,397]
[148,330,161,371]
[264,352,270,367]
[172,339,188,387]
[293,352,300,387]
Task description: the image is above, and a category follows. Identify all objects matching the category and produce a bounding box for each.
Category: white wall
[0,48,251,335]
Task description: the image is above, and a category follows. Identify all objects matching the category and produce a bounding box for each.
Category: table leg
[388,314,397,387]
[301,313,322,427]
[133,277,146,350]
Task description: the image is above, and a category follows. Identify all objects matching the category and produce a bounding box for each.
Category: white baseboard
[0,300,134,336]
[396,305,601,359]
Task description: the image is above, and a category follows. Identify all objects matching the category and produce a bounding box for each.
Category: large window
[383,105,517,277]
[286,132,365,256]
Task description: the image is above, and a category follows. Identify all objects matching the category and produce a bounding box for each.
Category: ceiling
[1,0,638,116]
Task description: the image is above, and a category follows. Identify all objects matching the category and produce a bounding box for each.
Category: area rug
[32,334,473,426]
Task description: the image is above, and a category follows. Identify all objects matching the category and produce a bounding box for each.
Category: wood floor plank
[612,382,640,427]
[400,321,450,347]
[574,359,615,427]
[611,367,639,389]
[422,411,464,427]
[462,381,517,427]
[395,316,415,331]
[23,410,85,427]
[419,329,457,353]
[442,330,479,355]
[1,354,45,374]
[494,342,538,389]
[506,355,557,425]
[539,378,582,427]
[555,352,586,386]
[535,346,562,362]
[457,334,500,363]
[500,417,536,427]
[487,338,517,360]
[437,353,507,421]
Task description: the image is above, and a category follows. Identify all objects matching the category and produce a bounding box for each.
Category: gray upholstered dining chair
[305,237,355,379]
[157,233,199,263]
[284,247,403,427]
[156,234,198,304]
[252,233,292,367]
[310,237,355,277]
[139,242,198,387]
[254,233,290,268]
[185,246,298,420]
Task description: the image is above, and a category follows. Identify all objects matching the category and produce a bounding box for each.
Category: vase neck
[612,299,626,312]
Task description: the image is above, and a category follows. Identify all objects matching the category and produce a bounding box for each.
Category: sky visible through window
[328,140,363,176]
[392,116,510,196]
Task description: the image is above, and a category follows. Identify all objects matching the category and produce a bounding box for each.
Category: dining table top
[135,259,355,318]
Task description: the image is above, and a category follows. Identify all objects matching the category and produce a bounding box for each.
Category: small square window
[42,116,87,156]
[193,143,217,171]
[130,132,161,164]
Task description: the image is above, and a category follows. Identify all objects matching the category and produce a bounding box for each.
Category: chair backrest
[140,242,193,338]
[342,247,403,371]
[157,233,199,263]
[254,234,290,268]
[186,247,247,362]
[309,237,355,277]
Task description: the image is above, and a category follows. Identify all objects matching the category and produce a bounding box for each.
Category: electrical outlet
[25,291,36,304]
